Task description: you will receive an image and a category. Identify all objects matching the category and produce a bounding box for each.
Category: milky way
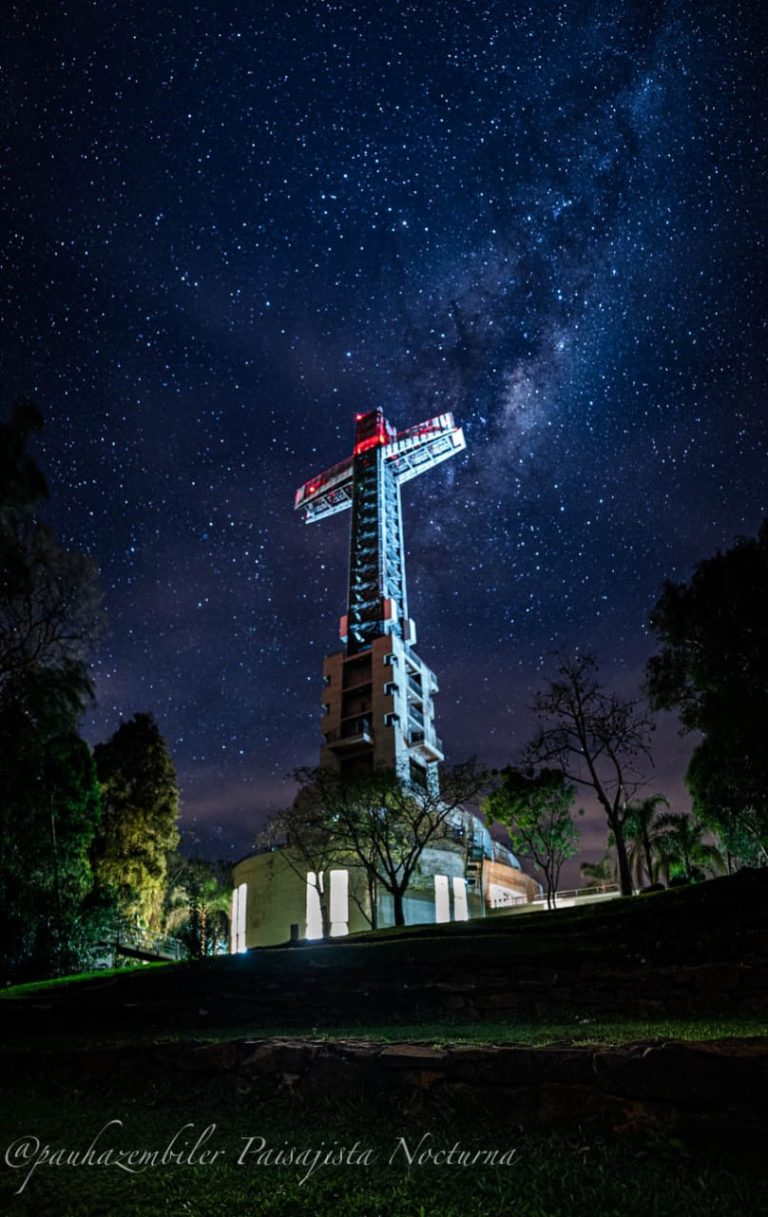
[3,2,766,875]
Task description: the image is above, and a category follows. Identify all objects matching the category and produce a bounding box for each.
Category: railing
[342,717,371,739]
[111,931,186,962]
[409,727,443,754]
[530,884,621,904]
[406,674,423,700]
[325,720,374,745]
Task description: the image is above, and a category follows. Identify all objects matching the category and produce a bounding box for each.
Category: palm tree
[653,813,726,884]
[164,857,232,957]
[580,850,617,891]
[623,795,669,888]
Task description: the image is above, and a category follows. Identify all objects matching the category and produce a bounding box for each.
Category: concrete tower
[294,409,465,790]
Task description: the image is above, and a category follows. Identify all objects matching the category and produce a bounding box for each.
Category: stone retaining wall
[4,1037,766,1154]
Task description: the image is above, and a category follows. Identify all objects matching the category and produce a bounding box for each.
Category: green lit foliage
[621,798,725,888]
[485,768,581,908]
[164,854,231,958]
[93,713,180,937]
[647,520,768,865]
[685,742,766,867]
[0,401,107,981]
[0,711,105,979]
[652,812,726,885]
[622,794,669,888]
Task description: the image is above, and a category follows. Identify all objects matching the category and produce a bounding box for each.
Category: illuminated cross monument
[295,408,466,791]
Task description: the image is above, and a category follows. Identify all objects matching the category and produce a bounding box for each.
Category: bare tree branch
[522,653,655,897]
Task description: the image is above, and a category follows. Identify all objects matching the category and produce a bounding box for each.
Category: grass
[4,1014,766,1054]
[2,875,765,1214]
[0,870,764,1052]
[0,1080,763,1217]
[184,1015,767,1048]
[0,961,171,999]
[2,866,763,986]
[341,870,756,942]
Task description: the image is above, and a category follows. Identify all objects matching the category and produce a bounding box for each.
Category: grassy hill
[2,868,766,1047]
[2,872,766,1216]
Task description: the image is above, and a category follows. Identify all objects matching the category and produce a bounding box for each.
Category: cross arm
[294,411,465,522]
[384,412,466,484]
[294,455,354,523]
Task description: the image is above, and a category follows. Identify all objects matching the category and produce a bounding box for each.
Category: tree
[0,703,104,979]
[0,402,103,700]
[92,713,180,937]
[260,787,351,937]
[0,399,48,521]
[685,741,766,867]
[623,794,669,888]
[652,813,726,885]
[579,850,617,891]
[646,521,768,864]
[522,653,655,897]
[164,855,231,957]
[288,760,491,929]
[0,401,106,980]
[484,768,580,909]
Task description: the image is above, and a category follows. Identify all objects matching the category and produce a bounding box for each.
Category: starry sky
[3,1,766,878]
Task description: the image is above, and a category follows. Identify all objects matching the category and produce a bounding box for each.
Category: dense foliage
[93,713,181,936]
[485,768,580,908]
[0,402,106,980]
[0,404,185,979]
[164,853,231,957]
[647,520,768,864]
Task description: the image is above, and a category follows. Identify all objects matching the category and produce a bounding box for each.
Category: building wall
[232,845,528,949]
[232,852,375,948]
[320,633,441,785]
[483,859,540,908]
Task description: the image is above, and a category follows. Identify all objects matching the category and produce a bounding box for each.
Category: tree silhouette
[647,520,768,863]
[281,761,490,930]
[623,794,669,888]
[0,401,105,980]
[522,653,654,897]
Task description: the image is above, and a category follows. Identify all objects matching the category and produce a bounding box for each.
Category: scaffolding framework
[295,408,465,787]
[296,410,465,649]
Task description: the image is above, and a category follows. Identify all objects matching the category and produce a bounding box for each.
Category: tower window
[409,758,427,789]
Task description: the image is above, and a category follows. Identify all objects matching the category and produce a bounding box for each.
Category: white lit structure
[230,410,540,951]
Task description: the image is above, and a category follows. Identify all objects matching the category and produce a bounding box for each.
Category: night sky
[3,2,766,877]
